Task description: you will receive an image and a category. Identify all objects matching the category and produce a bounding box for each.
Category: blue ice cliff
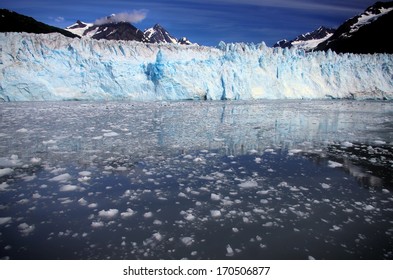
[0,32,392,101]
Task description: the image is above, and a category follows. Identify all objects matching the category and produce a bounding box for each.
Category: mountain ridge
[315,1,393,53]
[0,9,79,39]
[65,18,192,45]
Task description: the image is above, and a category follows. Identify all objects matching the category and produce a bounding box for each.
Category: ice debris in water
[49,173,72,182]
[18,223,35,235]
[181,237,194,246]
[238,180,258,188]
[120,209,135,219]
[91,221,104,228]
[226,244,234,257]
[0,168,13,177]
[328,161,343,168]
[59,184,79,192]
[144,212,153,218]
[98,209,119,219]
[0,217,12,225]
[210,210,222,218]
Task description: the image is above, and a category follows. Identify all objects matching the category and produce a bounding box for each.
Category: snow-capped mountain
[274,26,335,50]
[65,20,93,37]
[316,1,393,53]
[66,18,192,44]
[144,24,177,44]
[66,19,148,42]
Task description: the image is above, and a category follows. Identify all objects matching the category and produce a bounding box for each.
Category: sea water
[0,100,392,259]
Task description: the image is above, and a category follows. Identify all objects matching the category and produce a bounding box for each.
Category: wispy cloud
[94,9,148,25]
[54,16,64,23]
[181,0,364,14]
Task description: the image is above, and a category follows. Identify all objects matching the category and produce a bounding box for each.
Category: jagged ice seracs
[0,32,392,101]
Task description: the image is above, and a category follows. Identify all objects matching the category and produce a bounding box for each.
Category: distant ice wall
[0,32,392,101]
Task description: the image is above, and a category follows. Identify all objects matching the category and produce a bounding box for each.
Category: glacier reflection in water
[0,100,392,259]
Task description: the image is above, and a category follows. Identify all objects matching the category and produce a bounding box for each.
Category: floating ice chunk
[43,139,57,145]
[18,223,35,235]
[78,198,88,206]
[78,176,91,183]
[17,198,29,204]
[153,232,163,242]
[308,256,316,260]
[226,244,234,257]
[178,192,188,198]
[32,193,41,199]
[232,227,239,233]
[30,157,41,164]
[181,237,194,246]
[0,168,13,178]
[260,199,269,204]
[16,128,28,133]
[193,157,204,163]
[184,213,196,221]
[328,160,343,168]
[120,208,135,219]
[374,140,386,145]
[211,193,221,201]
[288,149,302,155]
[0,155,22,167]
[0,182,9,191]
[23,174,36,182]
[364,205,375,211]
[49,173,72,182]
[262,222,273,227]
[210,210,222,218]
[144,212,153,218]
[0,217,12,225]
[59,184,78,192]
[254,157,262,163]
[98,209,119,219]
[91,221,104,228]
[321,183,331,189]
[330,225,341,231]
[341,141,353,148]
[79,171,92,177]
[103,131,119,137]
[88,203,98,208]
[238,180,258,188]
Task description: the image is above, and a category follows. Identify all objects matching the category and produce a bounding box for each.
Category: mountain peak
[315,1,393,53]
[144,23,178,44]
[274,26,335,50]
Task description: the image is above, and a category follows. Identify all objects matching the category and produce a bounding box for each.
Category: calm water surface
[0,100,392,259]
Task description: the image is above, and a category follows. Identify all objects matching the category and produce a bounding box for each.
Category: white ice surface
[0,33,392,101]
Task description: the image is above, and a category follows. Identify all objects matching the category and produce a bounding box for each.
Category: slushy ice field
[0,100,392,260]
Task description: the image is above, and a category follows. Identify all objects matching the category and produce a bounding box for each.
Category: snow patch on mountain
[349,6,393,34]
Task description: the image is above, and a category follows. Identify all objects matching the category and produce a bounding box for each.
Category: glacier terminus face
[0,32,393,101]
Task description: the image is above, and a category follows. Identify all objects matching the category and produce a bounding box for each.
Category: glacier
[0,32,393,101]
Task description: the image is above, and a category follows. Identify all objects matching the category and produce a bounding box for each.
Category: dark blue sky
[1,0,379,46]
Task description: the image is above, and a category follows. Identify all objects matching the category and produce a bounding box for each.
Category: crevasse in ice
[0,32,392,101]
